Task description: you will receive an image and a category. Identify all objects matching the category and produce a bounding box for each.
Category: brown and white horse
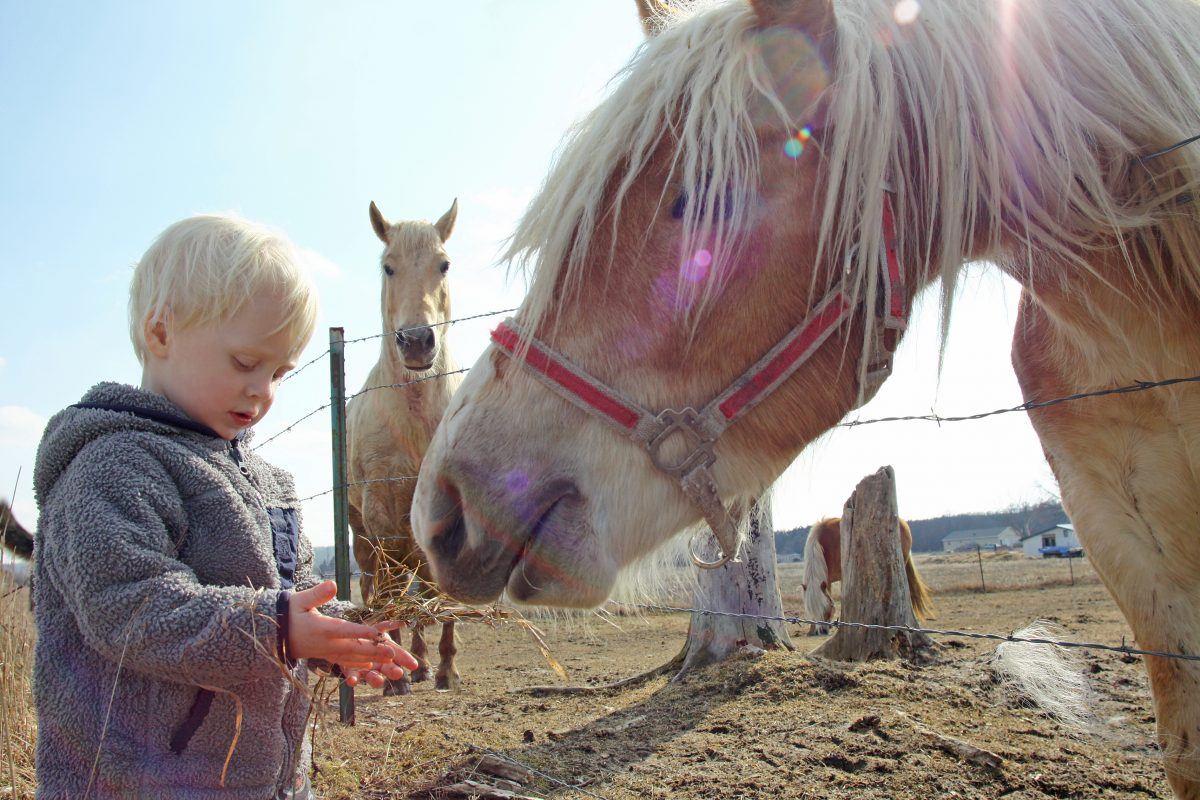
[413,1,1200,792]
[802,517,933,635]
[1,499,34,561]
[347,199,462,693]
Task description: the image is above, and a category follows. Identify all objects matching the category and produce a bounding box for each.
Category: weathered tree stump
[674,496,795,679]
[813,467,936,663]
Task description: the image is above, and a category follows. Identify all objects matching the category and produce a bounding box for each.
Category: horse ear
[434,198,458,243]
[369,201,390,244]
[635,0,672,37]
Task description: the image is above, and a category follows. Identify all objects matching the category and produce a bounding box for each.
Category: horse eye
[671,194,687,220]
[383,264,394,276]
[440,260,450,274]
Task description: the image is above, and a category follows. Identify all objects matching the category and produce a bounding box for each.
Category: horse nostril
[395,327,436,353]
[427,479,466,561]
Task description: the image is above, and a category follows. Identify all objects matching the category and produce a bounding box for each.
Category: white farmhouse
[1021,523,1082,557]
[941,526,1022,553]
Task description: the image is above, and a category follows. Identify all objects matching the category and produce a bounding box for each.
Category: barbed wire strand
[343,307,518,346]
[297,476,417,504]
[615,602,1200,663]
[840,373,1200,428]
[252,403,332,450]
[348,368,471,401]
[280,348,331,385]
[256,369,469,450]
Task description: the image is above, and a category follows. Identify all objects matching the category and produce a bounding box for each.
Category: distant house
[941,526,1022,553]
[1021,524,1081,557]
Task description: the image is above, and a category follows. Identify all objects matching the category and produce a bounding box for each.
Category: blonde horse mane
[802,518,833,623]
[507,0,1200,377]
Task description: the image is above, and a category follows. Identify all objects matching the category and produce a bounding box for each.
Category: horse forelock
[507,1,772,339]
[509,0,1200,378]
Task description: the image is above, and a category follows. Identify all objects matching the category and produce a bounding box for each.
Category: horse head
[412,0,906,606]
[368,199,458,372]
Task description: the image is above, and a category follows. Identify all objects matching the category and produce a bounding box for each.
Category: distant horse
[414,1,1200,792]
[802,517,933,635]
[1,499,34,560]
[347,199,462,694]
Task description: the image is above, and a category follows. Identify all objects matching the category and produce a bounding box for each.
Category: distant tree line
[775,499,1069,555]
[313,546,360,578]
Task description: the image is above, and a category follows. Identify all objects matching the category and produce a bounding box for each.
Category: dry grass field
[0,552,1173,798]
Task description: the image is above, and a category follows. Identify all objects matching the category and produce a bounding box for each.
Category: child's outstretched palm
[288,580,418,688]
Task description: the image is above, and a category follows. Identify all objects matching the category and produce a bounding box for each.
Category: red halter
[491,194,907,568]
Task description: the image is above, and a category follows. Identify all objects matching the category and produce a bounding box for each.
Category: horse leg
[435,621,460,691]
[409,624,431,683]
[1014,295,1200,796]
[1058,489,1200,797]
[384,623,427,695]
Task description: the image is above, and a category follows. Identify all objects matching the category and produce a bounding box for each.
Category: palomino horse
[414,1,1200,792]
[802,517,933,635]
[347,199,462,693]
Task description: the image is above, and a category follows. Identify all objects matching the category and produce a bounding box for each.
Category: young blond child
[31,214,415,799]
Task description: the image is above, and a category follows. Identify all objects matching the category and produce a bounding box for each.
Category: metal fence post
[976,544,987,593]
[328,327,355,725]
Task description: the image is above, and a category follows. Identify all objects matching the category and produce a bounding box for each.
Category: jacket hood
[33,382,244,508]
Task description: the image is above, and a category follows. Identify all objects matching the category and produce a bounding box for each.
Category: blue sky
[0,1,1055,548]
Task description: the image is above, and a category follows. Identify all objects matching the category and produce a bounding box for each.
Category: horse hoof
[382,679,412,696]
[435,673,461,692]
[410,666,431,683]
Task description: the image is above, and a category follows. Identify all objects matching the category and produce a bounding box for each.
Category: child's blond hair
[129,214,319,363]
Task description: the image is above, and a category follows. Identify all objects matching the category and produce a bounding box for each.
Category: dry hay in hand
[344,574,568,681]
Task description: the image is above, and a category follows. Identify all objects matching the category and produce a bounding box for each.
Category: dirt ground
[311,553,1172,799]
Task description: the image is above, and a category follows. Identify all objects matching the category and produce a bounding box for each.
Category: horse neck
[1005,245,1200,383]
[373,338,458,426]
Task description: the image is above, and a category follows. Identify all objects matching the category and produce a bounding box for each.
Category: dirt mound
[313,583,1169,799]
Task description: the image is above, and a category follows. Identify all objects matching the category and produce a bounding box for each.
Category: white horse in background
[347,199,462,693]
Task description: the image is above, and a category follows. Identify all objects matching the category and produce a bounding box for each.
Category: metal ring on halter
[689,528,733,569]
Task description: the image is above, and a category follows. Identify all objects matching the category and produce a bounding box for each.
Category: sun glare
[894,0,921,25]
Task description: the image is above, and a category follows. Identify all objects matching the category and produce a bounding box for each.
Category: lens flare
[894,0,920,25]
[505,470,530,495]
[785,128,812,159]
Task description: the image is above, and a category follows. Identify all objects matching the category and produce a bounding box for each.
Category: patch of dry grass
[0,554,35,799]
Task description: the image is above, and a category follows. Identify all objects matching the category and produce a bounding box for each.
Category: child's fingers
[376,639,421,671]
[326,639,398,663]
[317,616,393,642]
[372,620,404,634]
[379,662,407,680]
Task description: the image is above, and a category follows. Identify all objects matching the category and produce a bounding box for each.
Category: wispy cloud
[0,406,47,450]
[0,356,7,370]
[299,247,343,280]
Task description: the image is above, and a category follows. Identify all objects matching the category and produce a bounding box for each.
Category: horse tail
[904,549,935,621]
[1,499,34,560]
[990,621,1102,734]
[802,522,831,623]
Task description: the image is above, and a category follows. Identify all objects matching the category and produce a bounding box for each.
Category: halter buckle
[645,408,717,480]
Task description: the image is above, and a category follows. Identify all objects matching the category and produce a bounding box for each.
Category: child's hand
[287,581,419,686]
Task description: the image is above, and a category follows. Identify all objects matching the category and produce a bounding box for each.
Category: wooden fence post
[813,467,936,663]
[675,495,795,679]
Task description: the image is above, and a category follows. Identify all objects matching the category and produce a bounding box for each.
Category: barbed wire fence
[255,307,1200,795]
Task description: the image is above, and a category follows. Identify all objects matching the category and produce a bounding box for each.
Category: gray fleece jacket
[32,383,347,799]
